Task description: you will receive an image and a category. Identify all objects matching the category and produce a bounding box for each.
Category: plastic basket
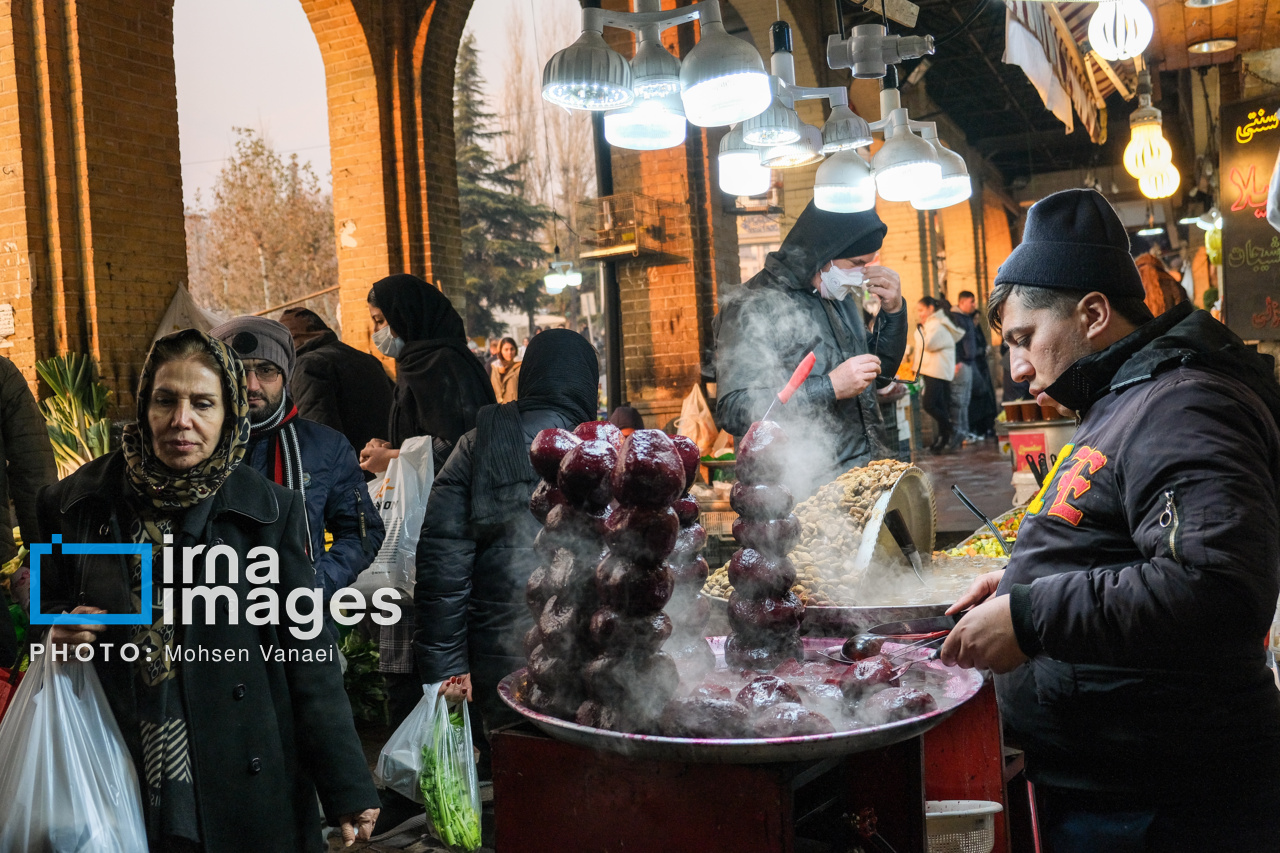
[925,800,1003,853]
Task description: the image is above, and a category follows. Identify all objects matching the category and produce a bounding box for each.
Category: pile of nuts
[703,460,912,607]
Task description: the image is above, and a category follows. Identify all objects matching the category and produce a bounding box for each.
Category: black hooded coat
[996,302,1280,799]
[412,330,599,727]
[371,275,495,465]
[713,203,907,495]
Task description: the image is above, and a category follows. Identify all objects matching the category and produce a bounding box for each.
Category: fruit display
[661,435,716,680]
[944,508,1025,558]
[723,421,805,671]
[577,429,684,731]
[524,422,618,719]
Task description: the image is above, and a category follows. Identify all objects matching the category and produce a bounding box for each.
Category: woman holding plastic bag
[413,330,599,780]
[21,329,379,852]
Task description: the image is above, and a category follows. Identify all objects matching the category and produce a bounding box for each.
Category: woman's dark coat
[35,452,379,853]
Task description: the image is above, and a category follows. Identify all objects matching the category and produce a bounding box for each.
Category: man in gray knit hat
[210,316,384,604]
[939,189,1280,850]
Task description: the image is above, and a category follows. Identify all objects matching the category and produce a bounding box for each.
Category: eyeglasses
[243,362,283,381]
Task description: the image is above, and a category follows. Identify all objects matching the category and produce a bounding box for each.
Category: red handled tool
[759,351,817,422]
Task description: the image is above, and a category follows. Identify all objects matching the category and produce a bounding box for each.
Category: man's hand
[338,808,379,846]
[939,594,1028,674]
[829,354,881,400]
[864,265,902,314]
[946,570,1004,615]
[439,673,472,703]
[48,606,107,650]
[359,438,398,474]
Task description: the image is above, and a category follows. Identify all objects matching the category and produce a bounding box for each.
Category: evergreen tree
[455,34,550,337]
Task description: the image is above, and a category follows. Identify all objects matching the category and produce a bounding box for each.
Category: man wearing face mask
[714,201,905,496]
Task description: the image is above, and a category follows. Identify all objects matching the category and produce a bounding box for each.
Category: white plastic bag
[0,652,147,853]
[354,435,434,596]
[375,682,442,805]
[676,384,718,456]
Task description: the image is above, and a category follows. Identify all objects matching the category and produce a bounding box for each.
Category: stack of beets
[525,421,621,718]
[725,421,805,670]
[577,430,685,731]
[660,435,715,679]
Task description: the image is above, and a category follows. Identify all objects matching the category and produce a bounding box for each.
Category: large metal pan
[497,640,984,764]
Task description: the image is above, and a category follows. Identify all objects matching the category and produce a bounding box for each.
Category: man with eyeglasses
[211,316,384,604]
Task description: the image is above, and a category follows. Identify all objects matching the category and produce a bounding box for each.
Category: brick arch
[298,0,475,352]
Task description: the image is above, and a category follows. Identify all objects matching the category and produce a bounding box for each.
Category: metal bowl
[497,647,984,764]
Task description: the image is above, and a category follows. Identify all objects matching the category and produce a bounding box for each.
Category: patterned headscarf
[122,329,251,510]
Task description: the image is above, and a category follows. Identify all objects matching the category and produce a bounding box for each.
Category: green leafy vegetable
[420,703,482,851]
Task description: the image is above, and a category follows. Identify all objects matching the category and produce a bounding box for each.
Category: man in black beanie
[939,189,1280,850]
[713,201,906,496]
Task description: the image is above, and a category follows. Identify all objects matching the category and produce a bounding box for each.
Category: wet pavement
[912,437,1017,547]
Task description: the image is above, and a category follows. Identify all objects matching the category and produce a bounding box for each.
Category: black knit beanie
[994,188,1144,299]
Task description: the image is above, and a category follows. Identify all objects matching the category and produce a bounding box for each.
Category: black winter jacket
[996,303,1280,797]
[290,330,394,455]
[244,417,384,601]
[412,409,571,699]
[0,354,56,565]
[35,452,379,852]
[713,227,906,497]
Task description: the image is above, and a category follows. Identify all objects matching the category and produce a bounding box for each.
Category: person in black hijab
[413,329,599,778]
[359,274,496,475]
[713,201,907,497]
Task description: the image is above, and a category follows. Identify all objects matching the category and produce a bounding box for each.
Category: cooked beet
[526,682,584,720]
[735,675,802,712]
[691,683,733,700]
[584,651,679,719]
[595,555,674,614]
[724,633,804,672]
[732,514,801,557]
[838,655,896,701]
[604,505,679,563]
[588,608,673,653]
[665,636,716,679]
[611,430,685,508]
[530,428,580,482]
[673,495,700,526]
[574,421,623,448]
[726,549,797,597]
[529,480,567,524]
[525,565,550,616]
[659,695,750,738]
[668,555,710,587]
[669,523,708,563]
[528,644,574,690]
[523,625,544,657]
[545,503,610,540]
[862,687,937,723]
[557,439,617,508]
[574,699,626,731]
[752,703,835,737]
[536,596,580,655]
[736,421,788,485]
[669,434,701,491]
[726,590,805,635]
[842,635,886,662]
[772,659,805,678]
[729,481,796,520]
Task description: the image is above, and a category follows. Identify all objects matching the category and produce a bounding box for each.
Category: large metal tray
[497,640,984,764]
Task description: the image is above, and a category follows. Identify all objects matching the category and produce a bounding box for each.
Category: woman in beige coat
[490,337,521,403]
[915,297,965,452]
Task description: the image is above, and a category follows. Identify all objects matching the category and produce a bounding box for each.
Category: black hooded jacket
[371,275,495,465]
[413,331,599,722]
[713,203,907,495]
[995,302,1280,797]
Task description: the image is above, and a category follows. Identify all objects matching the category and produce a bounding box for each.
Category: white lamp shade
[542,30,634,110]
[604,92,687,150]
[1139,163,1180,199]
[873,126,941,202]
[544,274,568,295]
[1089,0,1154,62]
[742,95,803,147]
[565,270,584,287]
[760,123,824,169]
[1123,119,1172,179]
[718,126,771,196]
[814,151,877,212]
[911,144,971,209]
[631,37,682,98]
[821,104,874,153]
[679,21,771,127]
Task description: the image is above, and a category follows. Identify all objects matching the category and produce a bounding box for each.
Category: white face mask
[817,264,865,302]
[372,325,404,359]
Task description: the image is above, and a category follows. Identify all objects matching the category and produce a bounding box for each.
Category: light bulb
[1089,0,1154,62]
[679,20,771,127]
[718,125,772,196]
[631,32,682,98]
[604,92,687,150]
[1123,122,1172,179]
[910,129,971,210]
[542,30,634,110]
[741,94,803,147]
[873,119,941,202]
[814,150,876,212]
[1139,163,1180,199]
[760,124,824,169]
[544,274,568,295]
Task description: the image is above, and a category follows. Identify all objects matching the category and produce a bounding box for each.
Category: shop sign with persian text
[1221,95,1280,340]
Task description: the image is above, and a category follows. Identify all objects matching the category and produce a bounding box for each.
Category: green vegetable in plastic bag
[419,700,482,851]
